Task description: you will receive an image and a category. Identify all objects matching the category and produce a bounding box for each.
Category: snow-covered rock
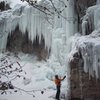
[69,30,100,79]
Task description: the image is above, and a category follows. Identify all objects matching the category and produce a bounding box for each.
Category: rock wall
[70,51,100,100]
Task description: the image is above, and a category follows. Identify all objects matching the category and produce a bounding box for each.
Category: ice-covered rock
[69,30,100,79]
[82,3,100,35]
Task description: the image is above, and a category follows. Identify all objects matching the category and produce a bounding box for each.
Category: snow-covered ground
[0,52,68,100]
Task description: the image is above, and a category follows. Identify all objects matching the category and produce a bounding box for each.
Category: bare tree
[0,53,47,97]
[0,53,30,95]
[0,53,22,92]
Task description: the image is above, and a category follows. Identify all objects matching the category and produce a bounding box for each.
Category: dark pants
[56,86,60,100]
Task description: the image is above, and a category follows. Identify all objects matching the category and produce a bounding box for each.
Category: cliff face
[70,50,100,100]
[70,0,100,99]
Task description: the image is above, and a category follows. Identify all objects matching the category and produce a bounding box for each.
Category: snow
[0,90,56,100]
[0,52,68,100]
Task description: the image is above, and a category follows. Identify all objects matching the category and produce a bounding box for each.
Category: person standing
[54,75,66,100]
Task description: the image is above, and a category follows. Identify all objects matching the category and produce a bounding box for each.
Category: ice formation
[0,0,78,98]
[96,0,100,5]
[51,0,78,60]
[0,1,78,89]
[69,30,100,79]
[0,0,77,61]
[0,4,52,52]
[0,0,77,87]
[82,3,100,35]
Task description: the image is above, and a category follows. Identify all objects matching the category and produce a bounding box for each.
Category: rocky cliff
[70,49,100,100]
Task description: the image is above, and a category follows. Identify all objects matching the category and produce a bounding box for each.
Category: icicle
[82,21,88,35]
[0,4,52,52]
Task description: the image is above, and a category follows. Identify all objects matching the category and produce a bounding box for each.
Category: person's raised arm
[61,76,66,81]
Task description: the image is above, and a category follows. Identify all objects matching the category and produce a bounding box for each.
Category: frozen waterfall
[0,0,78,75]
[51,0,78,61]
[0,0,77,62]
[0,0,78,99]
